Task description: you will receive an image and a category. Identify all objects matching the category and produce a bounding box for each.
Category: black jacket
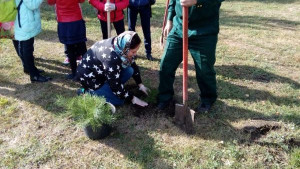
[76,37,142,101]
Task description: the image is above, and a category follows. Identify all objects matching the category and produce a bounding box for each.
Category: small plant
[56,94,116,131]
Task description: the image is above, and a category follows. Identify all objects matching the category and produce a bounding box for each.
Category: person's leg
[14,39,44,74]
[77,41,87,62]
[91,83,124,106]
[158,33,183,105]
[19,38,39,77]
[127,6,138,32]
[140,5,152,59]
[79,41,87,55]
[91,67,134,106]
[189,35,218,107]
[12,39,26,69]
[113,19,125,35]
[12,40,20,56]
[120,66,134,84]
[100,19,108,39]
[63,44,69,65]
[18,38,49,82]
[65,44,77,79]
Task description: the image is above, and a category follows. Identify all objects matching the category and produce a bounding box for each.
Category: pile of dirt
[237,120,281,141]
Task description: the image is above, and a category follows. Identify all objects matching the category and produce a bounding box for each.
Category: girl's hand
[132,96,148,107]
[139,84,150,96]
[105,2,116,11]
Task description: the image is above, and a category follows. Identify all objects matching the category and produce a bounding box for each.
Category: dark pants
[12,38,39,77]
[158,31,218,105]
[127,5,152,55]
[100,19,125,39]
[65,42,87,74]
[90,67,133,106]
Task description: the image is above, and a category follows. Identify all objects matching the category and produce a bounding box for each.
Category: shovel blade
[174,103,195,134]
[175,104,186,126]
[185,108,195,134]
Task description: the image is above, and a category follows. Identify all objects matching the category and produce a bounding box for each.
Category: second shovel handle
[107,0,111,38]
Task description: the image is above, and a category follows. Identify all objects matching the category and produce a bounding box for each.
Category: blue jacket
[14,0,43,41]
[129,0,150,7]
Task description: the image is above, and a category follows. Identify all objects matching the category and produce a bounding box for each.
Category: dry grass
[0,0,299,168]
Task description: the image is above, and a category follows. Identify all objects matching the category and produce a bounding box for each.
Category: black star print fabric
[76,38,142,101]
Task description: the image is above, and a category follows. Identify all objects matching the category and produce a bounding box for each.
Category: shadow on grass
[0,55,81,114]
[179,63,299,107]
[173,62,299,107]
[34,58,70,73]
[216,65,300,89]
[0,77,77,115]
[101,127,172,168]
[218,80,299,107]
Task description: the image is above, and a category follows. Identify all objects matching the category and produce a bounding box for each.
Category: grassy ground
[0,0,299,168]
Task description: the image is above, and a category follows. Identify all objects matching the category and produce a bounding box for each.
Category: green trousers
[158,31,218,104]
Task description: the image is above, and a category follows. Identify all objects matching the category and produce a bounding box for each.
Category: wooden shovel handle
[107,0,111,38]
[182,6,188,104]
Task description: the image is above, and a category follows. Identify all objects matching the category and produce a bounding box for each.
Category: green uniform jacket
[167,0,223,37]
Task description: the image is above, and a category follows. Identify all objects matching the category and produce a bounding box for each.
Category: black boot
[24,68,45,75]
[146,54,153,61]
[30,75,52,83]
[66,73,76,80]
[66,73,79,81]
[197,103,212,113]
[157,98,173,110]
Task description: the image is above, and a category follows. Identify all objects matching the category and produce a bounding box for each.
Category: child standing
[13,0,51,82]
[48,0,87,79]
[127,0,153,61]
[89,0,128,39]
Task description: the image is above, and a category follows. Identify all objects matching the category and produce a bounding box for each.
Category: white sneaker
[63,57,69,65]
[63,56,82,65]
[76,55,82,63]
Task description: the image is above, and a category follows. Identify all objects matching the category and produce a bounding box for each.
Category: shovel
[107,0,111,38]
[174,6,195,134]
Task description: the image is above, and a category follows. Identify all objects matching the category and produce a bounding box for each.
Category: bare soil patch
[238,120,281,141]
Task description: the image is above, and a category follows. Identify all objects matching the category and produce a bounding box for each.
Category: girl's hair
[130,34,141,49]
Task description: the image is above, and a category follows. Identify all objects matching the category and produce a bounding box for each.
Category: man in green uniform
[158,0,223,112]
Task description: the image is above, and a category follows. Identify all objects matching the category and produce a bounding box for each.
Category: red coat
[47,0,85,22]
[89,0,129,22]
